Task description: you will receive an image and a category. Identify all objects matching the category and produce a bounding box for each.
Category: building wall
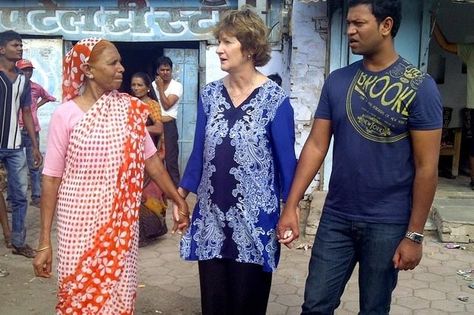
[289,0,328,192]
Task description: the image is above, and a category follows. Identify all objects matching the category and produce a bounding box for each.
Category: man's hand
[392,238,423,270]
[277,205,300,248]
[32,147,43,169]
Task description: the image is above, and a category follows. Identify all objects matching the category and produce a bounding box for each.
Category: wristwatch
[405,231,424,244]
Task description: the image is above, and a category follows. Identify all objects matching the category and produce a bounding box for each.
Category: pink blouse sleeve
[43,101,157,177]
[42,106,72,177]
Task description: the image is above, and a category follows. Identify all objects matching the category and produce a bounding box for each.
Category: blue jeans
[0,149,28,247]
[21,130,41,199]
[302,212,407,315]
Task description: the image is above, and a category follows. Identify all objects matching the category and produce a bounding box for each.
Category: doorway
[115,41,200,173]
[115,41,199,94]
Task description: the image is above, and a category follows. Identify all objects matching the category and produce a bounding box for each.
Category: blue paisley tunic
[180,79,296,272]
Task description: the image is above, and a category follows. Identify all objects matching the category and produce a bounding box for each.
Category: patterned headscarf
[62,37,102,102]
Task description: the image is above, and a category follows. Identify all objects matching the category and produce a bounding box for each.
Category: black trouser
[198,258,273,315]
[163,119,180,187]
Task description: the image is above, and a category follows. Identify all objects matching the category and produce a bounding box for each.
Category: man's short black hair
[156,56,173,69]
[0,30,22,47]
[348,0,402,38]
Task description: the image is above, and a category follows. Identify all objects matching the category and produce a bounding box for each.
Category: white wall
[204,45,289,86]
[205,45,226,83]
[289,0,328,192]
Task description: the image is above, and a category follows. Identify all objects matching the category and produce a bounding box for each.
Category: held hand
[171,200,190,234]
[32,147,43,169]
[32,248,53,278]
[392,238,423,271]
[277,205,300,248]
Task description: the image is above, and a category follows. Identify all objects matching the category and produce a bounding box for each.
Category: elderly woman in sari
[32,38,189,314]
[177,7,297,315]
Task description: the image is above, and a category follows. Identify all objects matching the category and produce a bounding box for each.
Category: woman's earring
[87,74,94,79]
[247,54,252,60]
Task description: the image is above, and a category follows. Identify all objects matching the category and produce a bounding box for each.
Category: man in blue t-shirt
[278,0,443,314]
[0,30,43,258]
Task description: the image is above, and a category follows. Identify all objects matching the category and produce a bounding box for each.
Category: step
[432,198,474,243]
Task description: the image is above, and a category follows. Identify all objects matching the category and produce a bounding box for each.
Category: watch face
[406,232,423,243]
[413,234,423,242]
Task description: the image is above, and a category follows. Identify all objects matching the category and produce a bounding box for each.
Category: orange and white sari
[55,91,148,314]
[54,38,151,314]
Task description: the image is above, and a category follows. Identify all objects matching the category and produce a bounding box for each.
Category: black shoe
[470,180,474,190]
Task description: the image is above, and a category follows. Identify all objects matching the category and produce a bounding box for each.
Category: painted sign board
[0,0,237,41]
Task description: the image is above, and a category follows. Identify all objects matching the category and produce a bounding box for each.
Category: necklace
[227,81,257,107]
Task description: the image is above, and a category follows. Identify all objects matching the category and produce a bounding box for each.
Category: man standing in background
[16,59,56,207]
[152,56,183,187]
[0,30,42,258]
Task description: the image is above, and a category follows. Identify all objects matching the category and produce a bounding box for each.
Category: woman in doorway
[177,7,297,315]
[32,38,189,314]
[131,72,168,247]
[131,72,164,152]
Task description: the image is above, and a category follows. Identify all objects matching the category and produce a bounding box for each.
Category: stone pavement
[0,176,474,314]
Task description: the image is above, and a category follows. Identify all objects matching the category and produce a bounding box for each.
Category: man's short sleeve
[314,74,332,120]
[20,79,32,108]
[168,80,183,99]
[408,75,443,130]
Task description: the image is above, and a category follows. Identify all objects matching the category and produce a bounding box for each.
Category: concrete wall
[289,0,328,193]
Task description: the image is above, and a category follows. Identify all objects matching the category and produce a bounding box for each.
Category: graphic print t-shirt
[315,57,443,224]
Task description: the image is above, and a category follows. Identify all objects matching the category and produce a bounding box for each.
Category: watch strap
[405,231,424,244]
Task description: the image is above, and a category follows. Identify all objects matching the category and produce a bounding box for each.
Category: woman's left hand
[172,199,190,234]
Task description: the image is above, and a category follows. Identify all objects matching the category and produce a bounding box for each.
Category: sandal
[12,244,36,258]
[3,235,12,249]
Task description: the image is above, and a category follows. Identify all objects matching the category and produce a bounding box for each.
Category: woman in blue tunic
[176,6,297,315]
